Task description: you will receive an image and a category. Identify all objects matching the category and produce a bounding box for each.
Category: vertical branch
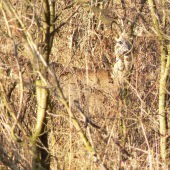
[148,0,168,161]
[42,0,50,62]
[49,0,55,53]
[32,0,53,169]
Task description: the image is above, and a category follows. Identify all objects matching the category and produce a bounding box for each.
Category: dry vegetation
[0,0,170,169]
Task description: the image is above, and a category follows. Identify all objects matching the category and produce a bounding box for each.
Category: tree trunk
[32,80,49,169]
[148,0,169,161]
[32,0,53,169]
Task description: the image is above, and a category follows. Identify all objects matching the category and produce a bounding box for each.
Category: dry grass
[0,0,170,169]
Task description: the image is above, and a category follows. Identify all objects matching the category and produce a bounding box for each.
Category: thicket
[0,0,170,169]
